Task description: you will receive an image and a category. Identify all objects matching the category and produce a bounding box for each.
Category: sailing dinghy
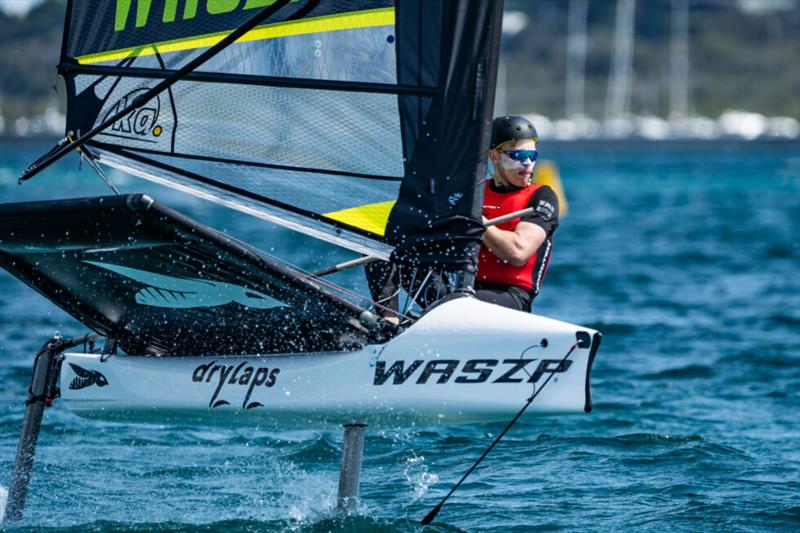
[2,0,600,522]
[0,194,598,427]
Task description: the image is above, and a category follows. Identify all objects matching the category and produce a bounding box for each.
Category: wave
[0,516,457,533]
[763,243,798,259]
[583,322,637,335]
[281,435,341,464]
[766,313,800,328]
[639,365,715,380]
[0,485,6,525]
[530,433,751,462]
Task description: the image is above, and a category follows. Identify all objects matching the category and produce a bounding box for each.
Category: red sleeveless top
[477,181,547,292]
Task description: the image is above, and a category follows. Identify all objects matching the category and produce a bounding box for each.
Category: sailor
[473,115,559,312]
[366,115,558,320]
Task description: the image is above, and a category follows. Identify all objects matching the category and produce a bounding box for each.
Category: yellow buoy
[533,160,569,217]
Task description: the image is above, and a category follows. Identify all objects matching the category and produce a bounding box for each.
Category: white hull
[61,298,599,428]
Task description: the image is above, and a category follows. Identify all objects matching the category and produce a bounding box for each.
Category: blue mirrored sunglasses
[503,149,538,163]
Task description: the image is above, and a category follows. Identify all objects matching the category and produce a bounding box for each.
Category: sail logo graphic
[68,363,110,390]
[84,261,286,310]
[102,88,163,141]
[113,0,296,32]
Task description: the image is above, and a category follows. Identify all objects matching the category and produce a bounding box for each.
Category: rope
[421,342,579,525]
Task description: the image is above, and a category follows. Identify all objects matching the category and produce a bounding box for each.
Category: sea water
[0,140,798,531]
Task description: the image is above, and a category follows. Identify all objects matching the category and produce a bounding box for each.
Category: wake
[0,485,7,520]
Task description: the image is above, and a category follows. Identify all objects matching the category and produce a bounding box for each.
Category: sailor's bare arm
[481,220,546,267]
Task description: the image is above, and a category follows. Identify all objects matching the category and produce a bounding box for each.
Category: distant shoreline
[2,135,797,148]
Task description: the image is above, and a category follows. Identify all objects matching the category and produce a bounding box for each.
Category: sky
[0,0,44,17]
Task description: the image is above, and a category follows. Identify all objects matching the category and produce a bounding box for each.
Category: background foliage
[0,0,798,125]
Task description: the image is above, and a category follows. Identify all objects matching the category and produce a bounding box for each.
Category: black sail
[389,0,502,273]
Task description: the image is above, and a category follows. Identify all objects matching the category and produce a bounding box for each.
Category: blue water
[1,139,798,531]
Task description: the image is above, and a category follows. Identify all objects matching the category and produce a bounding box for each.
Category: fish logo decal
[84,261,286,310]
[68,363,109,390]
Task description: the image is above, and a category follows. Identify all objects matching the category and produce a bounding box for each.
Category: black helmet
[490,115,538,148]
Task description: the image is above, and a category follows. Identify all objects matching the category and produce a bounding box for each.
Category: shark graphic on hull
[84,261,286,310]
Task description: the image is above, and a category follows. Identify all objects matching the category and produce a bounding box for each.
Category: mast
[566,0,588,119]
[669,0,690,119]
[495,57,507,116]
[605,0,636,123]
[495,9,529,116]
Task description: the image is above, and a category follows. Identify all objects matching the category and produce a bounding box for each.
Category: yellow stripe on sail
[324,201,396,237]
[533,160,569,217]
[77,7,395,65]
